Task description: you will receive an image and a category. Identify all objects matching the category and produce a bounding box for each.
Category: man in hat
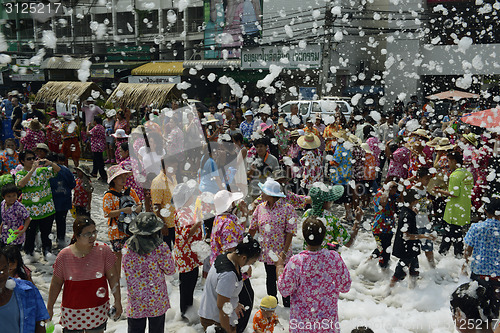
[435,151,473,257]
[284,104,303,129]
[274,118,290,157]
[82,97,104,126]
[208,104,223,126]
[248,138,279,201]
[240,110,254,140]
[34,143,50,160]
[253,104,274,132]
[250,178,297,307]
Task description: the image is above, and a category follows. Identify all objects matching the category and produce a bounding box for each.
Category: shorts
[110,237,130,253]
[63,321,107,333]
[62,137,81,161]
[418,227,434,251]
[334,184,352,204]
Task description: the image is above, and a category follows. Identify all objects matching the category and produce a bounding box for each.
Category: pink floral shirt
[20,128,46,151]
[364,152,377,181]
[210,213,245,265]
[89,124,106,153]
[122,243,176,319]
[250,199,297,265]
[387,146,410,179]
[278,249,351,333]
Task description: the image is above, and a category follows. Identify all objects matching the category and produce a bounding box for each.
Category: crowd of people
[0,88,500,333]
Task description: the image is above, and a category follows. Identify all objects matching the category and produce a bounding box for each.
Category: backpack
[106,187,138,236]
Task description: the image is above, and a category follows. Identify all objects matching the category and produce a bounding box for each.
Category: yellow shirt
[150,172,177,228]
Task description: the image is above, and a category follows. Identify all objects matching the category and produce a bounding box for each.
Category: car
[278,98,353,122]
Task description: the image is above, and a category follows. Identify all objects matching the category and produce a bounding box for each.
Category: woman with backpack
[103,165,142,277]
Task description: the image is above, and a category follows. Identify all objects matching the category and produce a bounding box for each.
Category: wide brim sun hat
[435,137,456,151]
[463,133,478,147]
[411,128,430,139]
[289,130,300,138]
[106,165,132,184]
[297,133,321,150]
[213,190,244,215]
[347,134,362,146]
[258,178,286,198]
[112,129,129,139]
[128,212,164,236]
[260,123,272,132]
[75,165,92,178]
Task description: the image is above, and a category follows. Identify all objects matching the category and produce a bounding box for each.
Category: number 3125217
[4,3,62,14]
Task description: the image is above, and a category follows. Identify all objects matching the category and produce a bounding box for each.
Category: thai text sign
[241,45,321,69]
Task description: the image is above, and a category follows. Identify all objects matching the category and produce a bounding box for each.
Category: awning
[34,81,106,105]
[91,61,148,70]
[40,57,91,70]
[131,62,184,76]
[183,60,240,69]
[106,83,180,109]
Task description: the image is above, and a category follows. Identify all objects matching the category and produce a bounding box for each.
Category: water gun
[6,226,24,244]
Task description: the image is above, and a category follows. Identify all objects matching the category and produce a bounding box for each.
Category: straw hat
[435,137,455,151]
[112,129,129,139]
[272,169,290,183]
[297,133,320,150]
[213,190,244,215]
[35,143,50,152]
[463,133,478,147]
[347,134,361,146]
[361,142,373,154]
[258,178,286,198]
[75,165,92,178]
[29,119,43,131]
[289,130,300,138]
[107,165,132,184]
[426,137,441,148]
[278,118,285,125]
[205,114,219,123]
[331,129,348,140]
[410,128,430,139]
[128,212,164,236]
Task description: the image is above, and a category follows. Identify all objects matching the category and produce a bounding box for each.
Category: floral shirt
[89,124,106,153]
[436,155,452,178]
[278,249,351,333]
[323,125,339,152]
[351,146,365,181]
[103,187,140,241]
[408,152,432,178]
[0,151,19,175]
[60,121,78,139]
[210,213,245,265]
[464,218,500,276]
[15,167,57,220]
[73,177,91,208]
[364,152,377,181]
[20,129,46,151]
[250,199,297,265]
[0,200,30,245]
[303,209,350,247]
[46,119,62,146]
[122,243,176,318]
[387,146,410,179]
[174,207,203,273]
[330,143,352,185]
[239,120,254,140]
[253,309,279,333]
[371,189,399,234]
[119,157,144,201]
[300,149,323,190]
[366,137,381,165]
[274,128,290,153]
[286,143,301,178]
[114,119,128,133]
[254,192,309,210]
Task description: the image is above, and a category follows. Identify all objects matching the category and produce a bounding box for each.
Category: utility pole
[319,0,335,98]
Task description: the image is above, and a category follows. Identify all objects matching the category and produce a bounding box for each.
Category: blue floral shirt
[330,143,352,185]
[239,120,254,140]
[464,218,500,276]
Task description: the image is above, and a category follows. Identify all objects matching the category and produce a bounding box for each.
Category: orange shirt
[103,187,140,241]
[252,309,278,333]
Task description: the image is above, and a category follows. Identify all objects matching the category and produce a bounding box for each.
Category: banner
[204,0,263,59]
[128,76,181,84]
[241,45,322,69]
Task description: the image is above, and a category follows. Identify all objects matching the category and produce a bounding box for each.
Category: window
[187,7,204,33]
[116,12,134,35]
[299,103,309,115]
[163,9,182,33]
[74,14,91,37]
[138,10,158,34]
[55,16,71,37]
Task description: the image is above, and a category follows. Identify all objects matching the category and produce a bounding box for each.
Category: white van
[278,98,353,122]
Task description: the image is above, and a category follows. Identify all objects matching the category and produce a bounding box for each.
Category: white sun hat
[258,178,286,198]
[214,190,244,215]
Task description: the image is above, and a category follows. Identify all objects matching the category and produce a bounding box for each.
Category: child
[253,295,279,333]
[3,243,33,282]
[73,166,93,216]
[0,184,31,248]
[390,188,436,288]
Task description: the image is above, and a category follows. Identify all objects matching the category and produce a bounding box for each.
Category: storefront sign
[128,76,181,84]
[241,45,322,69]
[11,72,45,81]
[91,69,115,78]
